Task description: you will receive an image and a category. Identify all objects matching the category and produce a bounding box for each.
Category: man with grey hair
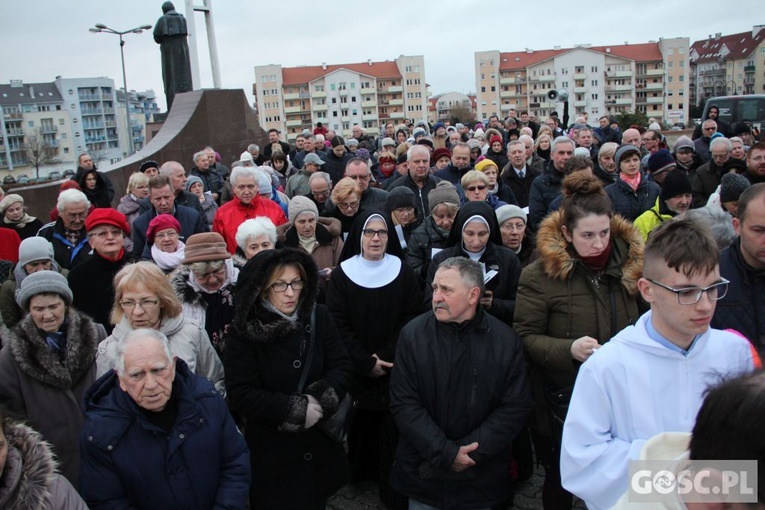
[692,136,732,207]
[502,139,540,209]
[213,166,287,253]
[247,144,261,164]
[519,134,545,174]
[694,119,717,163]
[528,136,575,231]
[391,257,532,510]
[204,145,230,181]
[294,134,324,170]
[387,144,442,218]
[80,328,250,509]
[306,171,332,214]
[38,189,92,270]
[191,150,223,202]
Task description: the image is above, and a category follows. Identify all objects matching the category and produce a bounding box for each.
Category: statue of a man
[153,1,193,111]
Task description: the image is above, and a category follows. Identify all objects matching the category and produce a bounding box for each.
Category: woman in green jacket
[514,171,645,510]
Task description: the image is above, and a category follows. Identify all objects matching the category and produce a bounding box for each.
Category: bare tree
[88,145,109,168]
[22,128,60,179]
[448,103,477,126]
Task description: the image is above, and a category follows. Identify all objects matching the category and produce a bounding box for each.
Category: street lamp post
[89,23,152,156]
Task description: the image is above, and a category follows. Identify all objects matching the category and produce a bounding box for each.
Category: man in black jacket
[72,153,115,204]
[387,145,442,219]
[138,161,205,216]
[391,257,532,510]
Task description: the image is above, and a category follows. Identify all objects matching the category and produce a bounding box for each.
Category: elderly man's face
[119,337,176,412]
[310,179,331,204]
[345,162,371,191]
[150,185,175,215]
[170,167,187,192]
[432,267,479,324]
[352,126,363,139]
[552,141,574,172]
[409,148,430,180]
[233,174,257,204]
[452,146,471,170]
[622,130,641,147]
[578,130,593,148]
[196,155,210,171]
[711,145,730,166]
[702,122,717,138]
[61,201,88,231]
[449,132,461,146]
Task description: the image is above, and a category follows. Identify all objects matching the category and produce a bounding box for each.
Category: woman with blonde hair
[594,142,619,185]
[534,133,552,161]
[323,177,362,239]
[117,172,149,231]
[96,261,225,394]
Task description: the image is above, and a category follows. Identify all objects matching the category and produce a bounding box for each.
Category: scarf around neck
[151,241,186,271]
[3,212,37,229]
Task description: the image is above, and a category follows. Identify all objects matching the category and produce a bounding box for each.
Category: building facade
[253,56,428,141]
[116,89,160,153]
[0,77,130,179]
[689,26,765,108]
[475,38,690,125]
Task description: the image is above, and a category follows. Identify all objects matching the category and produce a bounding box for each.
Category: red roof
[691,29,765,63]
[497,42,662,70]
[282,61,401,86]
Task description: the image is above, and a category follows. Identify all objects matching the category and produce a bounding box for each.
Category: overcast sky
[1,1,758,113]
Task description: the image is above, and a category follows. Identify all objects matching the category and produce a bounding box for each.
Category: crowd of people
[0,111,763,509]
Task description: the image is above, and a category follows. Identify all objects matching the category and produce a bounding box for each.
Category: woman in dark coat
[77,169,111,208]
[326,209,423,509]
[0,271,105,490]
[225,248,353,509]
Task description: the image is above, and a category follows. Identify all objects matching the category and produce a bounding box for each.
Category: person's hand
[451,442,479,472]
[479,290,493,309]
[369,354,393,377]
[570,336,600,362]
[212,192,220,202]
[304,398,324,429]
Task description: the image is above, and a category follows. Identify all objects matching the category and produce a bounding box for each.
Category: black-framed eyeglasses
[271,280,304,292]
[362,228,388,239]
[646,278,730,305]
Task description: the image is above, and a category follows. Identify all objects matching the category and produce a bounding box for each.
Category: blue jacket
[80,359,250,510]
[712,238,765,355]
[604,174,661,222]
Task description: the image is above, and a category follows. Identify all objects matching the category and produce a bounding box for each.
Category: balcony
[616,98,632,105]
[81,109,103,115]
[361,99,377,107]
[646,69,663,76]
[573,100,587,107]
[539,75,556,82]
[499,77,515,85]
[607,84,632,92]
[360,87,375,94]
[284,93,300,100]
[313,104,328,112]
[6,129,23,136]
[745,65,755,73]
[500,90,513,98]
[700,68,725,76]
[312,90,327,98]
[645,82,663,90]
[362,113,378,121]
[104,107,115,114]
[500,103,516,111]
[606,70,632,78]
[573,73,587,80]
[4,112,22,120]
[78,93,102,101]
[389,98,404,106]
[647,96,663,104]
[284,106,302,114]
[83,125,104,131]
[390,111,405,119]
[286,119,302,127]
[574,86,587,93]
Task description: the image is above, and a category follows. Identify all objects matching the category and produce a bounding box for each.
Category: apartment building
[690,26,765,107]
[116,89,161,153]
[475,38,690,125]
[253,56,428,141]
[427,92,477,125]
[0,77,127,178]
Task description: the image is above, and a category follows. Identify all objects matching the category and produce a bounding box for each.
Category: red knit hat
[490,135,503,145]
[85,208,130,235]
[430,147,452,166]
[146,214,181,243]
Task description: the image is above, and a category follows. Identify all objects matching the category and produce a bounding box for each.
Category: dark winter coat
[72,166,115,204]
[390,308,533,510]
[322,150,353,184]
[80,360,250,510]
[435,163,473,185]
[485,147,509,171]
[225,248,352,508]
[528,160,565,232]
[712,238,765,355]
[67,251,135,333]
[501,163,541,209]
[0,309,105,489]
[38,219,91,271]
[514,211,644,391]
[407,216,451,287]
[0,421,88,509]
[2,217,44,240]
[137,191,206,217]
[77,170,112,208]
[605,174,662,222]
[425,201,522,325]
[190,166,223,196]
[691,160,725,208]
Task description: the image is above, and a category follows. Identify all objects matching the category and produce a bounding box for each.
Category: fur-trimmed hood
[0,421,59,509]
[232,248,319,343]
[6,309,101,388]
[535,210,644,294]
[169,260,238,308]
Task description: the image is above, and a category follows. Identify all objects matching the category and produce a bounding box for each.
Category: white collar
[340,254,401,289]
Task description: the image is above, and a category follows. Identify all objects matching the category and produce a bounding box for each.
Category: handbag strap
[296,306,316,393]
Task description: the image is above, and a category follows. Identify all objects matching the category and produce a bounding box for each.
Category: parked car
[48,171,62,180]
[63,169,75,179]
[16,175,29,184]
[3,175,16,185]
